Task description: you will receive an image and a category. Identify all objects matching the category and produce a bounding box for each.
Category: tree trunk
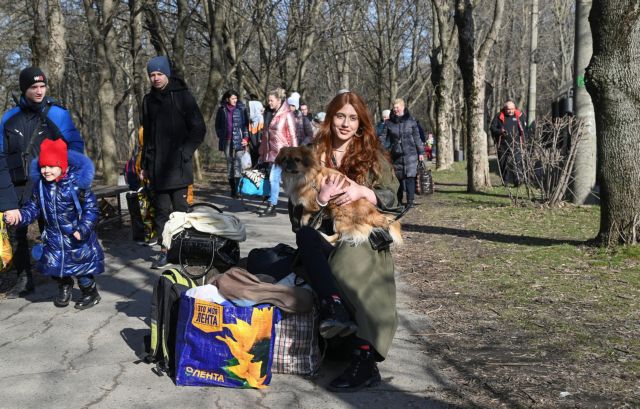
[290,0,323,96]
[455,0,505,191]
[129,0,147,117]
[585,0,640,245]
[83,0,119,185]
[46,0,66,95]
[200,0,225,124]
[526,0,539,126]
[572,0,597,205]
[171,0,191,79]
[29,0,66,95]
[464,68,492,189]
[430,0,456,171]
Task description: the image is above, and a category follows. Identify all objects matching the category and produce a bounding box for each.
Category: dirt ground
[393,182,638,409]
[2,161,637,408]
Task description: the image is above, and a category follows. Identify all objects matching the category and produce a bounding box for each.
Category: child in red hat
[5,138,104,309]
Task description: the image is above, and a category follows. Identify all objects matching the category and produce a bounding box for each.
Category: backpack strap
[38,180,48,225]
[70,186,83,220]
[22,104,53,167]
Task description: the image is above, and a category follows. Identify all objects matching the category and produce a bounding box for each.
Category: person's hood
[30,149,95,189]
[390,107,412,123]
[249,100,264,124]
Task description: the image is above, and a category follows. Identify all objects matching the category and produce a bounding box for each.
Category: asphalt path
[0,190,453,409]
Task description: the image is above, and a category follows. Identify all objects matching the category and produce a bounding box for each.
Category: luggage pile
[144,265,319,389]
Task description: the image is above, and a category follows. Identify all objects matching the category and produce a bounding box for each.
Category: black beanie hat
[19,67,47,93]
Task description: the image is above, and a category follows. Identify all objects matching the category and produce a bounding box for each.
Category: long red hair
[314,91,387,185]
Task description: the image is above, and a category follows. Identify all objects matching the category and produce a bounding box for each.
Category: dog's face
[275,146,318,175]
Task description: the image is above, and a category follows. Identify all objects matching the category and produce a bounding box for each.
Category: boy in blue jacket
[5,138,104,309]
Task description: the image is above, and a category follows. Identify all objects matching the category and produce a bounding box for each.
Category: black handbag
[416,161,434,195]
[166,203,240,279]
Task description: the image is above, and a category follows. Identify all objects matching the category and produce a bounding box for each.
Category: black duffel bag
[167,203,240,279]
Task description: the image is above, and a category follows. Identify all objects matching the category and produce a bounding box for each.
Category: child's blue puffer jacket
[19,150,104,277]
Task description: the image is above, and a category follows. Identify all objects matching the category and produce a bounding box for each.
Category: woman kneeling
[289,90,402,392]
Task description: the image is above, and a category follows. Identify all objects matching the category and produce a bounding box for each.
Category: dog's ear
[275,147,288,165]
[300,147,314,168]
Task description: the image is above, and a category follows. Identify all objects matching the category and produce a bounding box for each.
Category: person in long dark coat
[379,98,424,207]
[140,56,206,269]
[215,90,250,198]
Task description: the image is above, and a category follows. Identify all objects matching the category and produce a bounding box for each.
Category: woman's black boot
[53,282,73,307]
[319,298,358,338]
[75,283,101,310]
[328,348,381,392]
[258,204,277,217]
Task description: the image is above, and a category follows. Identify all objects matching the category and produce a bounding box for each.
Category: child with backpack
[4,138,104,309]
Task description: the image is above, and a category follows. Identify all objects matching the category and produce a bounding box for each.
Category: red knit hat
[39,138,68,175]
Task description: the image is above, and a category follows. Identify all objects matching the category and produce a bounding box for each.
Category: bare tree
[526,0,539,125]
[585,0,640,245]
[82,0,121,184]
[430,0,457,170]
[28,0,67,94]
[571,0,597,205]
[455,0,505,192]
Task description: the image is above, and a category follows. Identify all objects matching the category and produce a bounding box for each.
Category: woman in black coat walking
[380,98,424,207]
[215,90,250,198]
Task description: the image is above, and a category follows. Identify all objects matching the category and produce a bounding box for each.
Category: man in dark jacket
[0,156,19,214]
[380,98,424,207]
[0,66,84,297]
[141,56,206,269]
[490,99,528,186]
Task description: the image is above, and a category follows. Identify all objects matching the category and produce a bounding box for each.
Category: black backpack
[144,268,196,377]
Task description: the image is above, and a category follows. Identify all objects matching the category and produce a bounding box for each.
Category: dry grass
[395,161,639,408]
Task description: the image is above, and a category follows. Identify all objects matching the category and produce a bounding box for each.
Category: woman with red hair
[289,90,402,392]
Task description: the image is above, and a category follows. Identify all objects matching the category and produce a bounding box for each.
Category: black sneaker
[328,349,381,392]
[151,252,169,269]
[319,299,358,339]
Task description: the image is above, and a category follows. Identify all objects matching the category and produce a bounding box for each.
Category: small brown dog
[276,146,402,246]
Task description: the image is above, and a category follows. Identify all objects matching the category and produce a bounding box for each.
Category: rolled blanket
[211,267,314,314]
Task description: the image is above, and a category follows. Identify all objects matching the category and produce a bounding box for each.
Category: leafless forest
[0,0,575,184]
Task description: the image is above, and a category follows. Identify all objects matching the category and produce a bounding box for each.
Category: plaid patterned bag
[272,307,320,376]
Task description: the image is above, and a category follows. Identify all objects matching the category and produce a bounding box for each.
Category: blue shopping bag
[238,173,270,197]
[174,293,280,388]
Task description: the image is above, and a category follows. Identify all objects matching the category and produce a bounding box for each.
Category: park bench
[92,185,130,226]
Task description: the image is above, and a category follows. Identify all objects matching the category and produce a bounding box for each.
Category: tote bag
[175,294,279,388]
